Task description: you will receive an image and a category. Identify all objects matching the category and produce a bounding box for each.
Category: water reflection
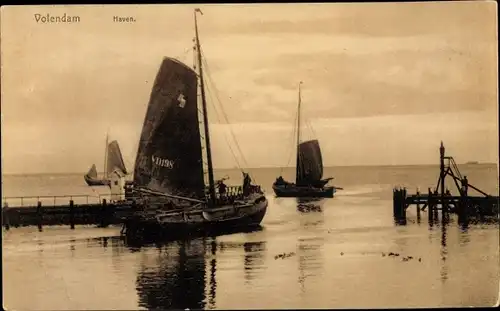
[127,231,267,310]
[243,241,267,282]
[297,236,325,294]
[296,198,325,230]
[296,198,325,213]
[69,238,76,257]
[135,238,207,310]
[208,240,217,309]
[102,236,109,248]
[440,223,448,282]
[459,227,471,247]
[214,240,267,283]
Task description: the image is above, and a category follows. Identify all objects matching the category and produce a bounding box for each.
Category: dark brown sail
[106,140,128,175]
[87,164,98,178]
[296,139,323,185]
[133,57,205,198]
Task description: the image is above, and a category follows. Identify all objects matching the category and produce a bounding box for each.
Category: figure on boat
[123,8,268,241]
[272,82,340,198]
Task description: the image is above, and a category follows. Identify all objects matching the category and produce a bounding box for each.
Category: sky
[1,2,498,174]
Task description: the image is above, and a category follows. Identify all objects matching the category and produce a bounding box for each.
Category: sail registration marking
[152,155,175,169]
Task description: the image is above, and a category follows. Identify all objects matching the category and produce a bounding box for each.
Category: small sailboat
[123,8,268,240]
[272,82,338,198]
[84,163,109,186]
[84,134,128,186]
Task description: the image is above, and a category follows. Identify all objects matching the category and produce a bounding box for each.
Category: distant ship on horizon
[465,161,480,165]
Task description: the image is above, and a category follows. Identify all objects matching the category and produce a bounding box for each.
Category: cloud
[213,1,497,40]
[1,3,497,174]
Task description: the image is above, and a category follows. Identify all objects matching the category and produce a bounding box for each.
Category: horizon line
[2,162,497,177]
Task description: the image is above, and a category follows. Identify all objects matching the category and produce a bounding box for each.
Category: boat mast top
[104,130,109,178]
[194,8,216,207]
[295,81,303,184]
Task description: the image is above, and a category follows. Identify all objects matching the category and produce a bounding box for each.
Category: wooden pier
[393,142,499,226]
[1,183,252,231]
[2,194,136,231]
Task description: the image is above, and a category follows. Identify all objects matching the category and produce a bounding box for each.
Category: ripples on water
[2,166,499,309]
[3,197,499,310]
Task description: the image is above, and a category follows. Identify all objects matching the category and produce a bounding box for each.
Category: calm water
[2,165,499,309]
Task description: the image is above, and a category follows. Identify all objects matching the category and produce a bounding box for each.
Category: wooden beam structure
[393,142,499,227]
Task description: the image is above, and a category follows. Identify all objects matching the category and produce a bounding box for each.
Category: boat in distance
[84,136,128,187]
[84,163,110,186]
[272,82,340,198]
[123,8,268,240]
[272,182,335,198]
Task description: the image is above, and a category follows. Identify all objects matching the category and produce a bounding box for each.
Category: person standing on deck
[217,180,227,202]
[243,172,252,196]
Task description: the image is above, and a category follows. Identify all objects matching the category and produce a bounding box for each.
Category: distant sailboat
[123,8,268,240]
[272,82,338,198]
[84,134,128,186]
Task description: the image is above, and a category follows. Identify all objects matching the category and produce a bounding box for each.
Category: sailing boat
[272,82,337,198]
[84,134,128,186]
[123,8,268,239]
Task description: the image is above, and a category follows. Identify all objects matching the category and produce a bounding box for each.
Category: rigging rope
[199,47,259,184]
[203,73,244,171]
[201,53,247,166]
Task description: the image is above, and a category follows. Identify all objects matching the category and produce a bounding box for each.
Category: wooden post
[69,200,75,229]
[439,142,445,204]
[100,199,107,228]
[393,188,404,224]
[416,190,421,223]
[393,188,398,220]
[428,188,434,225]
[37,201,43,232]
[401,188,407,225]
[457,194,464,225]
[478,199,485,222]
[433,190,439,222]
[459,178,469,227]
[441,195,447,226]
[3,203,11,230]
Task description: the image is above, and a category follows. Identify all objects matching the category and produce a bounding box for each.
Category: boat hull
[123,194,268,241]
[272,184,335,198]
[84,174,110,186]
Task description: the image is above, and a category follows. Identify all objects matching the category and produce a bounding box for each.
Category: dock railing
[2,193,128,208]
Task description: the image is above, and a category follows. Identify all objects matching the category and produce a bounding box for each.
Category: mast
[103,131,109,178]
[295,81,303,184]
[194,8,217,206]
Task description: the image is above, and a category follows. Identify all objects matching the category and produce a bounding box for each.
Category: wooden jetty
[1,183,254,231]
[393,142,499,226]
[2,193,136,231]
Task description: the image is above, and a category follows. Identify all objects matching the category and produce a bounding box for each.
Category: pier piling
[100,199,108,228]
[3,202,11,230]
[1,193,136,229]
[416,190,421,223]
[427,188,434,224]
[37,201,43,232]
[69,200,75,229]
[392,142,498,226]
[392,188,407,225]
[432,190,439,222]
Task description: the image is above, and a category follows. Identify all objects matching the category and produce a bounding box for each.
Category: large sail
[296,139,323,184]
[86,164,98,178]
[133,57,205,198]
[106,140,128,175]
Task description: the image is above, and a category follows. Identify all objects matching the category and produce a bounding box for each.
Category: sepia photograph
[1,2,498,309]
